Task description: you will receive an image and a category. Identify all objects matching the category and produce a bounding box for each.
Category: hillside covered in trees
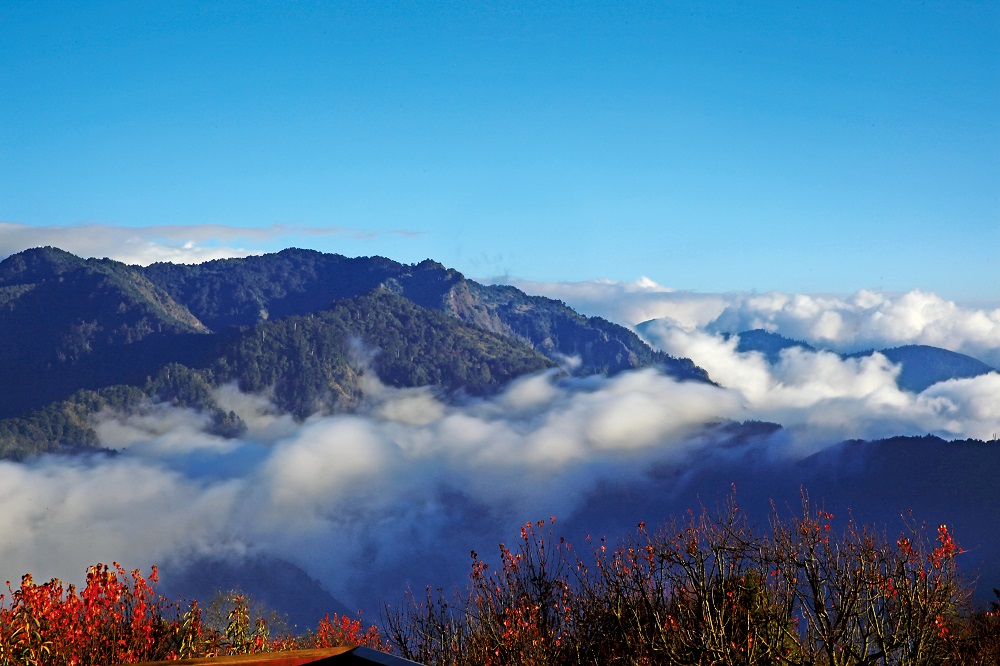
[0,247,709,459]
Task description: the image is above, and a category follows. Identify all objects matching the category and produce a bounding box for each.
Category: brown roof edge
[343,647,424,665]
[129,647,355,666]
[128,646,424,666]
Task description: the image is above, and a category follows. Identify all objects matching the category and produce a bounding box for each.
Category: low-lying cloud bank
[501,278,1000,445]
[640,323,1000,446]
[2,352,998,614]
[2,268,998,618]
[0,372,741,608]
[498,277,1000,367]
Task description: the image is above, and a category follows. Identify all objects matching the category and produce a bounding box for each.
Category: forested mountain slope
[142,248,709,379]
[0,247,708,459]
[0,247,210,418]
[0,289,552,459]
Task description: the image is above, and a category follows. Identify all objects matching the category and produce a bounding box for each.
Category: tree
[382,490,971,666]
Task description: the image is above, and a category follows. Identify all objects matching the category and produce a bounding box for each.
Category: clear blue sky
[2,1,998,300]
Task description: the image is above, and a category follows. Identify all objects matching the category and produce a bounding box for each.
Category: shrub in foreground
[383,493,999,666]
[4,491,1000,665]
[0,564,382,665]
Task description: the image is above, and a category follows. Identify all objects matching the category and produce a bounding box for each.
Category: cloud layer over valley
[2,338,998,616]
[0,372,745,610]
[641,324,1000,446]
[1,264,998,621]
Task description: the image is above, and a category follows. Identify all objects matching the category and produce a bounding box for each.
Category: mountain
[720,329,995,393]
[0,247,710,459]
[727,328,815,363]
[0,247,211,419]
[561,431,1000,607]
[140,249,403,330]
[159,554,353,632]
[0,288,555,458]
[142,248,708,379]
[209,289,556,418]
[849,345,996,393]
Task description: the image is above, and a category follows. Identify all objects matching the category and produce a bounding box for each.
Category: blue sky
[2,1,998,300]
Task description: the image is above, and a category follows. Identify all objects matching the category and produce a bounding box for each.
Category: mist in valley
[2,287,998,624]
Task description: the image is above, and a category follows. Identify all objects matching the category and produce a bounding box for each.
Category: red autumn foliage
[0,564,383,665]
[0,563,181,665]
[4,490,1000,665]
[383,491,1000,666]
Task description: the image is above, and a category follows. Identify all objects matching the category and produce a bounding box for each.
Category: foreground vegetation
[3,494,999,665]
[0,563,384,665]
[384,494,1000,665]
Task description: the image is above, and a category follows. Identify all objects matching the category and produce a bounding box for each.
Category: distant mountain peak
[0,246,89,284]
[725,329,816,364]
[729,329,995,393]
[875,345,996,393]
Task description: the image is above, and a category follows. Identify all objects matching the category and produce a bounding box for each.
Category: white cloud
[918,373,1000,440]
[94,403,234,455]
[0,372,743,609]
[640,322,1000,446]
[0,222,260,265]
[707,289,1000,367]
[0,456,242,584]
[497,277,1000,367]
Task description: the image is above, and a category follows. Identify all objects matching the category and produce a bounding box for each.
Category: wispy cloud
[0,222,422,266]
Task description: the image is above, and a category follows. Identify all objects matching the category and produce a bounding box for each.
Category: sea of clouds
[2,236,999,618]
[2,330,997,614]
[0,372,745,610]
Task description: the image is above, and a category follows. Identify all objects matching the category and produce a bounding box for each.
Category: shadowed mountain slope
[0,247,709,459]
[0,289,552,458]
[854,345,996,393]
[142,249,709,380]
[0,247,210,418]
[209,289,555,418]
[729,328,816,362]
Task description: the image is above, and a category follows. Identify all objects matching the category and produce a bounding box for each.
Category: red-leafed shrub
[2,489,991,666]
[0,564,384,665]
[0,563,185,665]
[383,491,979,666]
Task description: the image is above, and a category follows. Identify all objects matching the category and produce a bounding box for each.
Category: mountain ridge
[0,247,710,459]
[141,247,709,380]
[0,247,212,418]
[731,329,997,392]
[637,325,996,393]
